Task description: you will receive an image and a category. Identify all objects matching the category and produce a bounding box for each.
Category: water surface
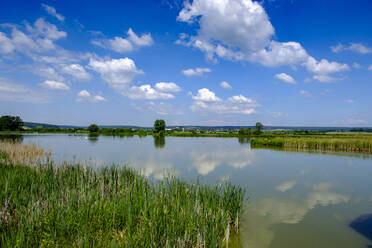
[4,134,372,248]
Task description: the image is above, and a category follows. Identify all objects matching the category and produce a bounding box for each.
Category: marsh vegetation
[0,142,245,247]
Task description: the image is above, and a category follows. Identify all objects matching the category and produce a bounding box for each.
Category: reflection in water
[240,182,350,248]
[190,147,255,175]
[13,134,372,248]
[238,136,250,145]
[0,134,23,143]
[276,180,296,192]
[153,135,165,149]
[88,134,99,143]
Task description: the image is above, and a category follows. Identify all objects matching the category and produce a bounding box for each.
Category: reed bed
[0,141,44,166]
[251,136,372,153]
[0,142,245,247]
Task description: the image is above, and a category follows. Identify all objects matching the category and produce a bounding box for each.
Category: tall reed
[0,142,245,247]
[251,136,372,153]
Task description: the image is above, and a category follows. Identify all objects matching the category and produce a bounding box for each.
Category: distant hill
[22,122,371,132]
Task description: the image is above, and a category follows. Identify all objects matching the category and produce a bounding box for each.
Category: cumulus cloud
[61,64,91,81]
[0,17,69,60]
[190,88,257,115]
[88,57,143,90]
[177,0,348,80]
[26,18,67,40]
[40,80,69,90]
[127,84,175,100]
[154,82,181,92]
[220,81,232,89]
[331,43,372,54]
[41,4,65,21]
[191,88,221,102]
[303,57,349,75]
[275,73,296,84]
[76,90,105,102]
[182,67,211,77]
[92,28,153,53]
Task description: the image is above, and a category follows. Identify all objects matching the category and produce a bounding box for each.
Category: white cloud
[146,102,183,115]
[0,32,15,54]
[345,99,353,104]
[331,43,372,54]
[303,56,349,75]
[368,65,372,71]
[154,82,181,92]
[275,73,296,84]
[78,90,91,97]
[250,41,308,67]
[0,18,69,59]
[177,0,348,80]
[191,88,221,102]
[30,66,64,81]
[41,4,65,21]
[27,18,67,40]
[77,90,105,102]
[0,78,49,103]
[220,81,232,89]
[40,80,69,90]
[127,85,175,100]
[178,0,274,57]
[182,67,211,77]
[61,64,91,81]
[300,90,311,97]
[190,88,257,115]
[312,74,340,83]
[92,28,153,53]
[88,57,143,89]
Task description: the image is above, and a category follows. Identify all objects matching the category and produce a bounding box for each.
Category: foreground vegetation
[0,142,245,247]
[251,135,372,153]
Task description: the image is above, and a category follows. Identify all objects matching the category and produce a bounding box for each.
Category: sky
[0,0,371,127]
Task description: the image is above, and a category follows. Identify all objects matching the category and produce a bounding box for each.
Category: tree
[255,122,263,134]
[87,124,100,133]
[153,119,166,133]
[0,115,23,131]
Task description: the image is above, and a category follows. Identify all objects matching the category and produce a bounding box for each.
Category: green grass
[251,136,372,153]
[0,160,245,247]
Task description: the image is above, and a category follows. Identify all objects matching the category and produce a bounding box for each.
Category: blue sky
[0,0,371,127]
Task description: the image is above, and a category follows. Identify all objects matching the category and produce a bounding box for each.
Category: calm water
[4,134,372,247]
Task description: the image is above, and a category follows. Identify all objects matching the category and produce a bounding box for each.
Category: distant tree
[87,124,100,133]
[0,115,23,131]
[154,119,166,133]
[255,122,263,134]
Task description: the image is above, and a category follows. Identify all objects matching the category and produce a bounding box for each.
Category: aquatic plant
[251,136,372,153]
[0,142,245,247]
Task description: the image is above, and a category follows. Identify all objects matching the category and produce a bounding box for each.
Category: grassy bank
[251,136,372,153]
[0,142,245,247]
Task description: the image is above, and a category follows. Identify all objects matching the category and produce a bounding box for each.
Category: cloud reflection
[240,182,350,248]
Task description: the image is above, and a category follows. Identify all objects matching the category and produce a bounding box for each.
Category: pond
[3,133,372,248]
